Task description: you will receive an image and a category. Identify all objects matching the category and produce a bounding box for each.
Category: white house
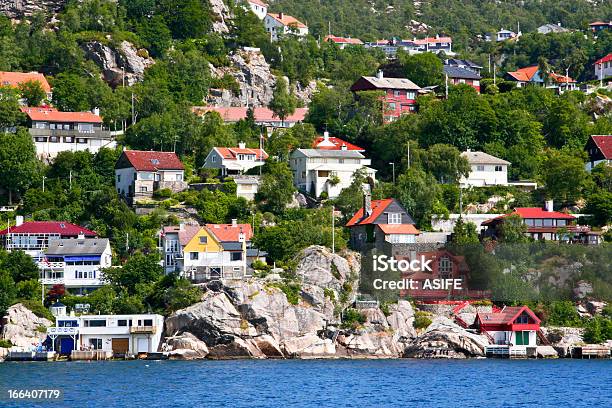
[21,107,115,161]
[475,306,541,349]
[595,53,612,81]
[47,313,164,355]
[460,150,510,187]
[290,149,376,199]
[161,221,266,281]
[0,217,97,261]
[203,143,268,177]
[264,12,308,41]
[115,150,187,204]
[39,238,112,295]
[232,175,261,201]
[585,135,612,171]
[496,28,518,42]
[246,0,267,19]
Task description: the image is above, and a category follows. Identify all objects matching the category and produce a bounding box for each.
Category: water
[0,359,610,407]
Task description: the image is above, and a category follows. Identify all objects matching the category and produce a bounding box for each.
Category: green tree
[102,253,163,295]
[451,217,480,245]
[498,214,528,243]
[0,129,40,203]
[269,77,297,126]
[0,269,16,315]
[256,160,295,214]
[0,86,24,128]
[585,192,612,227]
[542,150,590,204]
[396,167,442,228]
[18,80,47,106]
[398,51,444,87]
[157,0,212,40]
[422,143,470,183]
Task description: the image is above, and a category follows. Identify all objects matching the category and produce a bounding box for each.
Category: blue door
[59,338,75,354]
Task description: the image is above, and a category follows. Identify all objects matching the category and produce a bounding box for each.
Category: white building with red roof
[594,53,612,81]
[0,71,52,101]
[323,35,363,49]
[115,150,187,204]
[203,142,268,177]
[313,131,365,152]
[160,220,266,279]
[21,107,115,160]
[264,12,308,41]
[475,305,541,348]
[192,106,308,129]
[0,216,97,260]
[585,135,612,171]
[246,0,268,19]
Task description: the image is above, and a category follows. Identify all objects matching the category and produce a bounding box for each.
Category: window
[35,137,46,142]
[143,319,153,326]
[525,219,535,227]
[50,136,59,143]
[84,319,106,327]
[199,236,208,244]
[64,136,73,143]
[118,320,128,327]
[211,155,216,162]
[176,174,183,181]
[438,256,452,279]
[476,165,485,171]
[387,102,396,111]
[78,138,87,144]
[406,91,416,99]
[543,219,553,227]
[534,219,543,227]
[231,252,243,261]
[190,252,199,260]
[89,338,102,350]
[515,312,530,324]
[495,165,503,172]
[116,174,121,183]
[388,213,402,224]
[139,186,148,193]
[557,220,566,227]
[393,90,401,97]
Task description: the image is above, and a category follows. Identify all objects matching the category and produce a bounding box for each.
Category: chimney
[238,141,246,149]
[179,223,185,231]
[77,232,85,239]
[92,107,100,116]
[323,130,329,140]
[376,70,384,79]
[238,227,245,243]
[544,200,554,212]
[15,215,23,227]
[279,12,284,19]
[232,218,238,227]
[362,184,372,217]
[341,143,347,151]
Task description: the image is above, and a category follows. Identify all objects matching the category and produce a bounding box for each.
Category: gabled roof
[445,59,483,69]
[443,65,482,80]
[46,238,109,256]
[346,198,394,227]
[116,150,184,171]
[324,35,363,45]
[266,13,307,28]
[377,224,420,235]
[0,221,97,236]
[214,147,268,161]
[477,305,541,326]
[206,223,253,242]
[481,207,576,226]
[162,224,201,246]
[595,53,612,65]
[506,66,539,82]
[589,135,612,159]
[0,71,51,93]
[293,149,364,159]
[248,0,267,6]
[20,107,102,123]
[353,76,421,91]
[192,106,308,123]
[549,72,576,84]
[461,151,510,165]
[313,136,364,151]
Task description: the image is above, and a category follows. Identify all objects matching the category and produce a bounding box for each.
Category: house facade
[496,28,517,42]
[115,150,187,204]
[264,13,308,41]
[346,193,419,251]
[350,72,421,122]
[585,135,611,171]
[443,59,482,92]
[161,221,266,281]
[475,306,541,347]
[247,0,267,19]
[290,149,376,199]
[203,143,268,177]
[0,71,52,102]
[481,202,602,244]
[589,21,612,33]
[0,218,97,261]
[21,107,115,160]
[192,106,308,128]
[364,36,453,57]
[47,313,164,356]
[460,150,510,187]
[39,238,112,294]
[594,54,612,81]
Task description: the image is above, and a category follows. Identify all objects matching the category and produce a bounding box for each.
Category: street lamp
[389,162,395,184]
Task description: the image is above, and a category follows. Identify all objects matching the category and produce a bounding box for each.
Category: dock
[6,351,56,361]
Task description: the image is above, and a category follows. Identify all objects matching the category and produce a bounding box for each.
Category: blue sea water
[0,359,611,408]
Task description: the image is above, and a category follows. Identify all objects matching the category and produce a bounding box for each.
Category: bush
[269,282,301,305]
[323,288,336,302]
[153,188,173,199]
[413,311,433,329]
[0,339,12,348]
[471,299,492,306]
[341,308,366,329]
[15,299,55,321]
[583,316,612,344]
[252,259,269,271]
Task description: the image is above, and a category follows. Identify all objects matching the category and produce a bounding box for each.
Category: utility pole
[42,176,46,192]
[389,162,395,184]
[131,93,136,125]
[445,73,449,99]
[493,62,497,86]
[407,141,410,169]
[331,205,335,254]
[126,232,129,252]
[69,170,72,189]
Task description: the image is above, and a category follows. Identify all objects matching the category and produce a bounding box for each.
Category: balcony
[130,326,157,334]
[37,261,66,269]
[47,327,78,336]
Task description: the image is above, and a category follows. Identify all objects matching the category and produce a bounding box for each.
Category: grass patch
[0,339,12,348]
[341,308,366,329]
[413,311,433,329]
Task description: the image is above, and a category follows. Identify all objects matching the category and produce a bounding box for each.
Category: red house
[475,306,541,346]
[350,71,421,123]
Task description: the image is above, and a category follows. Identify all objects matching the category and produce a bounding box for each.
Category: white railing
[37,261,66,269]
[40,278,65,285]
[47,327,78,336]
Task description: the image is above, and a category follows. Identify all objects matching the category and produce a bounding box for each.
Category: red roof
[266,13,307,28]
[477,306,541,326]
[346,198,394,227]
[595,53,612,65]
[193,106,308,124]
[590,135,612,159]
[119,150,184,171]
[162,224,201,246]
[0,71,51,93]
[0,221,97,236]
[214,147,268,161]
[589,21,611,26]
[482,207,575,226]
[414,36,452,44]
[377,224,420,235]
[313,136,364,151]
[20,107,102,123]
[206,223,253,242]
[324,35,363,45]
[506,66,539,82]
[549,72,576,84]
[248,0,267,6]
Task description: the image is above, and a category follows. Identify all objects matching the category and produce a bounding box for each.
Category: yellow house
[183,226,222,255]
